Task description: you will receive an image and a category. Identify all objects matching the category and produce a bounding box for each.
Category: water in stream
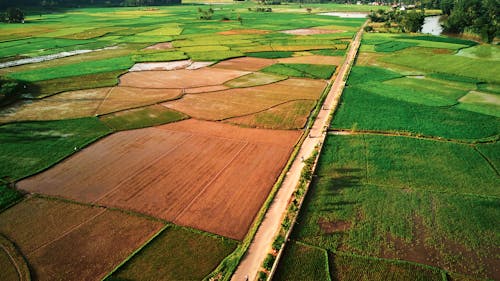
[421,15,443,36]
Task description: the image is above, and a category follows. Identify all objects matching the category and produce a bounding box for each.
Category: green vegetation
[332,84,499,141]
[274,242,330,281]
[29,70,125,98]
[132,51,187,63]
[8,56,134,82]
[380,47,500,83]
[224,72,286,88]
[246,51,294,59]
[442,0,499,43]
[281,135,500,279]
[311,49,346,57]
[1,7,25,23]
[347,65,403,85]
[277,30,499,281]
[0,185,21,211]
[330,252,444,281]
[100,105,188,131]
[110,226,237,281]
[0,117,111,181]
[262,63,336,79]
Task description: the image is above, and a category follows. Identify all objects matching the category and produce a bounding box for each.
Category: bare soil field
[218,29,269,35]
[0,234,30,281]
[119,68,249,88]
[280,28,343,35]
[212,57,276,72]
[95,86,182,114]
[163,78,326,120]
[0,88,110,123]
[144,42,173,50]
[225,99,316,129]
[0,197,163,281]
[277,55,344,65]
[17,120,300,240]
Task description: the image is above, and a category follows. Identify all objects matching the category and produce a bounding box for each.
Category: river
[421,15,443,36]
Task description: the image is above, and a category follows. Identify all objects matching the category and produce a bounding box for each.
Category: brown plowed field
[212,57,276,72]
[0,197,163,281]
[119,68,249,89]
[277,55,343,65]
[280,28,343,35]
[95,86,182,114]
[163,78,326,120]
[18,120,301,240]
[184,85,229,94]
[225,99,316,130]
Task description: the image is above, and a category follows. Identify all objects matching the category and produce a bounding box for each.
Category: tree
[2,7,25,23]
[443,0,499,43]
[400,10,426,32]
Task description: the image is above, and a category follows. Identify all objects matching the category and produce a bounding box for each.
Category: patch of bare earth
[318,218,352,234]
[119,68,249,88]
[212,57,276,72]
[0,197,163,281]
[381,216,499,280]
[144,42,173,50]
[280,28,343,35]
[162,78,326,120]
[18,120,301,240]
[218,29,270,35]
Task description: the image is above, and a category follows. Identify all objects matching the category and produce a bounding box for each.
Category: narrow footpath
[231,24,366,281]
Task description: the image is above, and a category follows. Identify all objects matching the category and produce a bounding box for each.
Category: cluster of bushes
[441,0,498,43]
[367,9,425,33]
[0,77,24,106]
[0,7,24,23]
[0,0,180,9]
[248,7,273,12]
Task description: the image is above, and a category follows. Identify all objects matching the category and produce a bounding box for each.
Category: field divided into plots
[0,4,366,280]
[18,119,301,240]
[275,33,500,280]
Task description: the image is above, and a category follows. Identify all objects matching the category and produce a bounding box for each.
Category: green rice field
[276,31,499,281]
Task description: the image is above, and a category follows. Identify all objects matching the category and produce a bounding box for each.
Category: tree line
[441,0,498,43]
[0,0,180,9]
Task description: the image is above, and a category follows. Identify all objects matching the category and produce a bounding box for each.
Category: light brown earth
[218,29,270,35]
[17,120,301,240]
[0,197,163,281]
[119,68,249,88]
[95,86,182,115]
[163,78,326,120]
[0,88,110,123]
[225,100,316,130]
[144,42,173,50]
[280,28,343,35]
[212,57,276,72]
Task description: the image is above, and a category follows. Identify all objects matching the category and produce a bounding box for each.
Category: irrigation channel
[231,23,366,281]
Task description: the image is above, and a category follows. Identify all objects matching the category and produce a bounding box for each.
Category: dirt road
[231,23,365,281]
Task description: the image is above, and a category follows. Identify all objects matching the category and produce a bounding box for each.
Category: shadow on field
[0,125,64,143]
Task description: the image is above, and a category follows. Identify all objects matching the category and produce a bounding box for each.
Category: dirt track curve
[231,23,366,281]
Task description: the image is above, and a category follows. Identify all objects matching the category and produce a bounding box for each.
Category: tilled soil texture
[280,28,344,35]
[18,120,301,240]
[212,57,276,72]
[0,197,163,281]
[163,78,326,120]
[119,68,249,89]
